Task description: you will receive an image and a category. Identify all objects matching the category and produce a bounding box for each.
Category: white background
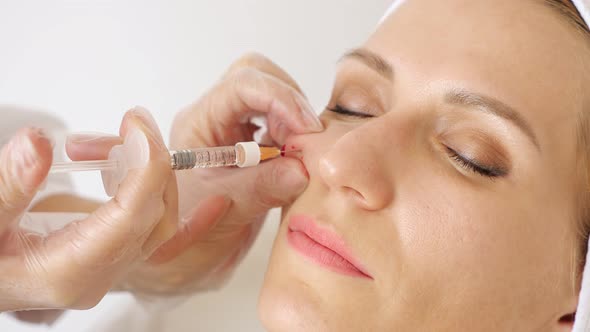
[0,1,390,331]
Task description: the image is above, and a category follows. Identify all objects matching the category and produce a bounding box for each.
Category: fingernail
[67,132,117,144]
[128,106,167,151]
[12,131,38,170]
[34,128,55,148]
[7,131,41,193]
[294,94,323,132]
[130,106,160,135]
[280,165,308,195]
[122,126,150,169]
[275,121,290,144]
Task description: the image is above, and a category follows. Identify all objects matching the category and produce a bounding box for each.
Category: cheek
[382,172,575,321]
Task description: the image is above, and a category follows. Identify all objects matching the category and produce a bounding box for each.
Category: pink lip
[287,214,372,279]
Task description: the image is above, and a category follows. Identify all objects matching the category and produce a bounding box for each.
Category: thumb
[0,127,53,234]
[226,156,308,219]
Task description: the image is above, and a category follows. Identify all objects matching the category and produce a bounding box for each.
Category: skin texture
[10,195,100,324]
[258,0,590,331]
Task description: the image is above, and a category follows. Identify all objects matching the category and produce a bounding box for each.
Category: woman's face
[259,0,590,330]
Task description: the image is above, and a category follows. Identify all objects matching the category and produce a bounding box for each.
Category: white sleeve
[0,107,75,207]
[574,238,590,331]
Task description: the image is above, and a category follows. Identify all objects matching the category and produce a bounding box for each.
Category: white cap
[380,1,590,28]
[573,0,590,30]
[235,141,261,168]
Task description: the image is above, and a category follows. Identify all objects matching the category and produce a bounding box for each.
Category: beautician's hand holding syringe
[69,53,323,297]
[0,111,178,313]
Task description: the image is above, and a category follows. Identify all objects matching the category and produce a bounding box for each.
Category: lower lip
[287,228,370,279]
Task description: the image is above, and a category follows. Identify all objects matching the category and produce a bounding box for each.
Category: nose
[317,125,394,211]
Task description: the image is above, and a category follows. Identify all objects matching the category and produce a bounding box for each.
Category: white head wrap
[379,1,590,330]
[381,0,590,26]
[573,0,590,30]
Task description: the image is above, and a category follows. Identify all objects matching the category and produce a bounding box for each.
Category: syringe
[50,141,296,197]
[50,142,287,174]
[22,142,295,229]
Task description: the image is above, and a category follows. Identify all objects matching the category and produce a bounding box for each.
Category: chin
[256,220,336,332]
[257,229,330,332]
[257,277,331,332]
[257,219,377,332]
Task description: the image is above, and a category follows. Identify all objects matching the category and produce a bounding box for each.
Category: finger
[66,132,122,161]
[141,160,179,259]
[231,157,308,218]
[30,109,177,309]
[221,68,323,139]
[224,52,304,94]
[68,109,177,259]
[120,107,179,259]
[182,157,308,225]
[148,195,231,264]
[172,68,323,148]
[223,53,319,145]
[0,128,53,234]
[119,106,167,143]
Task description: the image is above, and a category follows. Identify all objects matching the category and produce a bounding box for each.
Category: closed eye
[445,146,508,178]
[326,105,375,118]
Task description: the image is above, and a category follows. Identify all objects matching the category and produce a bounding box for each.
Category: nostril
[342,186,369,207]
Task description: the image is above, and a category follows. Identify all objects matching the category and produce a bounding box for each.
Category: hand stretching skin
[67,53,323,296]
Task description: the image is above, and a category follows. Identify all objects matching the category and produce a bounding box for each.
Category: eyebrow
[445,90,540,150]
[340,49,539,151]
[341,48,394,81]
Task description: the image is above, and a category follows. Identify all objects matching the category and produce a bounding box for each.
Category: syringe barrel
[170,146,238,170]
[169,142,262,170]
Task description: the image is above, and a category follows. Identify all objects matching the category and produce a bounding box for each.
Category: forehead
[364,0,588,151]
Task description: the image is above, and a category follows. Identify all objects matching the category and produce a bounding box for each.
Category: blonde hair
[545,0,589,32]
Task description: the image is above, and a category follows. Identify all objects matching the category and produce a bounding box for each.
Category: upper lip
[288,214,373,279]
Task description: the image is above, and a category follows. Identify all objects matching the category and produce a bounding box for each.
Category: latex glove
[67,53,323,297]
[0,108,177,311]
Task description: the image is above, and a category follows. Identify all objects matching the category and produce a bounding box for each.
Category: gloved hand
[67,53,323,297]
[0,108,177,311]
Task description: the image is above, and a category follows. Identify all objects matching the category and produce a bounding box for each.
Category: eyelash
[445,147,507,178]
[327,105,374,118]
